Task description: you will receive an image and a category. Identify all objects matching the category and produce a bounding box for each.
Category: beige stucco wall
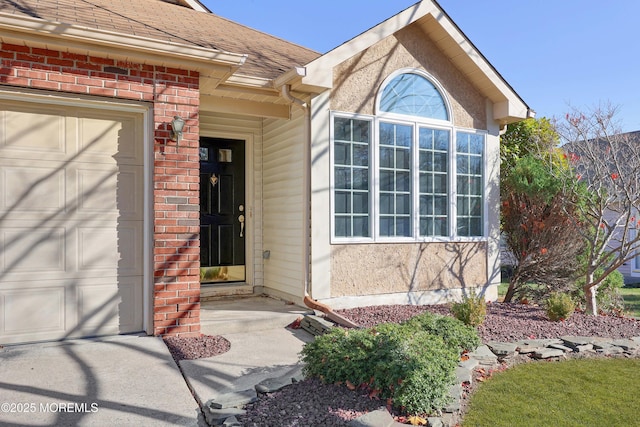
[330,242,487,298]
[330,24,486,130]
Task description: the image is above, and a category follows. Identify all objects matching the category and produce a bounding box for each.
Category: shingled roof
[0,0,320,80]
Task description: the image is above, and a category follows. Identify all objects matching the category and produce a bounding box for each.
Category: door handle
[238,214,245,237]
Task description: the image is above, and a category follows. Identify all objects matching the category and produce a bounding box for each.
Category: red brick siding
[0,43,201,337]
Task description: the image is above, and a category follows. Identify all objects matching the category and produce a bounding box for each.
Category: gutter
[278,83,312,299]
[0,13,247,74]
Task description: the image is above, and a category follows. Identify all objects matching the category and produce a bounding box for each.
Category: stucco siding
[330,25,486,130]
[262,108,306,299]
[330,242,487,298]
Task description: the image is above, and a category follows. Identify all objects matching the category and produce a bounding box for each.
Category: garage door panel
[2,286,66,335]
[77,114,143,166]
[78,277,142,334]
[1,227,66,275]
[77,222,142,276]
[0,99,145,344]
[0,106,66,156]
[1,164,65,214]
[75,164,143,218]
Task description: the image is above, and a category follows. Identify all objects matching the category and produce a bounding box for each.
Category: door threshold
[200,282,254,301]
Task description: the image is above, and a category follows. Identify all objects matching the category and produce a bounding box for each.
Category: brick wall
[0,42,202,337]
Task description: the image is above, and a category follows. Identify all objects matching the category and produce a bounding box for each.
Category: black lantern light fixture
[170,115,185,143]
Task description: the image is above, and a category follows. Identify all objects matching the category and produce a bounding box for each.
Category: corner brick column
[152,75,202,337]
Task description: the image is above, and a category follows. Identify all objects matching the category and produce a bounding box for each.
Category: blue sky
[202,1,640,132]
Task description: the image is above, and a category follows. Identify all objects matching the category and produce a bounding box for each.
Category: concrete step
[200,295,314,335]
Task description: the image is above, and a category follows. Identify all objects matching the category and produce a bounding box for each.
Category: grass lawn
[463,358,640,427]
[620,286,640,318]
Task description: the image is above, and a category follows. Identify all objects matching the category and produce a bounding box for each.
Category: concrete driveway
[0,335,201,426]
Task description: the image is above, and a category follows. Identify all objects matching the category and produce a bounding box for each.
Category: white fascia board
[302,1,438,89]
[182,0,211,13]
[0,13,246,74]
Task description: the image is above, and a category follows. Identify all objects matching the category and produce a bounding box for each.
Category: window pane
[353,120,370,143]
[380,147,394,168]
[353,192,369,213]
[434,173,447,193]
[353,217,369,237]
[380,217,393,237]
[396,218,411,236]
[434,196,447,215]
[335,216,350,237]
[433,152,447,172]
[379,73,449,120]
[396,148,410,169]
[420,195,432,215]
[457,157,468,174]
[419,128,434,149]
[353,145,369,166]
[470,197,482,216]
[435,217,448,236]
[335,142,350,165]
[434,130,449,150]
[335,167,351,189]
[396,194,411,215]
[334,117,350,141]
[419,151,431,170]
[469,177,482,195]
[380,170,394,192]
[380,194,393,215]
[353,168,368,190]
[469,134,484,154]
[335,191,350,213]
[455,131,484,238]
[469,218,482,236]
[420,174,433,193]
[396,171,411,192]
[380,122,394,145]
[470,156,482,175]
[396,125,412,147]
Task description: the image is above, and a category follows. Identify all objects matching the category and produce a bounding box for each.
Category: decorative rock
[561,336,594,349]
[347,407,404,427]
[575,344,594,353]
[547,343,574,353]
[610,338,640,351]
[203,407,246,427]
[300,315,334,336]
[456,366,472,385]
[206,389,257,409]
[486,341,518,357]
[222,415,242,427]
[532,348,565,359]
[443,384,463,413]
[428,416,444,427]
[468,345,498,365]
[459,357,479,371]
[597,346,625,356]
[255,377,292,393]
[630,336,640,344]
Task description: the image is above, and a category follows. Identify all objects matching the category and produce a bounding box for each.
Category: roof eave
[0,13,246,78]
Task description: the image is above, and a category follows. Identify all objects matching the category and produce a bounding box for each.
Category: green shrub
[545,292,575,321]
[301,313,481,414]
[450,294,487,327]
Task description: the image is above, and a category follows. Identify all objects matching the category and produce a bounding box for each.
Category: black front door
[200,138,245,283]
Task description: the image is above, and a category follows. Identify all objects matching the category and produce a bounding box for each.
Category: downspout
[281,84,359,329]
[280,85,311,298]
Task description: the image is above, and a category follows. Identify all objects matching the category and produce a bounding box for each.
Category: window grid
[333,117,371,238]
[379,122,412,237]
[419,128,449,237]
[456,132,484,237]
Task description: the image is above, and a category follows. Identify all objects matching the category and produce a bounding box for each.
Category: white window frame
[330,69,488,244]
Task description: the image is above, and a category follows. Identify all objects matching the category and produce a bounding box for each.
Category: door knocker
[210,174,218,188]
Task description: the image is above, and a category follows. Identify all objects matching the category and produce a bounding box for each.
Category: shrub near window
[300,312,480,415]
[450,294,487,327]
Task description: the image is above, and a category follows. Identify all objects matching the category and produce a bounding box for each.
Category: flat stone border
[206,335,640,427]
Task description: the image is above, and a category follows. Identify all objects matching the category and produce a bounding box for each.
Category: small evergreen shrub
[545,292,575,321]
[300,312,480,414]
[450,294,487,327]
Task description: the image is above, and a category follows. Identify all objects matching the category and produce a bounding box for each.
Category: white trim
[374,68,453,126]
[198,129,256,289]
[318,285,499,310]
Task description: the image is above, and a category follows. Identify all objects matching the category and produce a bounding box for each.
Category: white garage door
[0,98,145,344]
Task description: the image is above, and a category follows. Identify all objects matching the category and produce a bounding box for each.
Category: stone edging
[201,335,640,427]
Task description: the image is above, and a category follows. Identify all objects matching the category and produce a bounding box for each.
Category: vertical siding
[262,108,306,299]
[199,111,264,287]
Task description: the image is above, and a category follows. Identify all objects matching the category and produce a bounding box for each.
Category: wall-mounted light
[170,115,185,143]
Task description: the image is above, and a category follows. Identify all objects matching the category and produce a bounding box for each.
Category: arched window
[379,72,449,121]
[331,69,485,241]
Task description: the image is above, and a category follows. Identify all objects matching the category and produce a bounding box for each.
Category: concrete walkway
[0,334,201,426]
